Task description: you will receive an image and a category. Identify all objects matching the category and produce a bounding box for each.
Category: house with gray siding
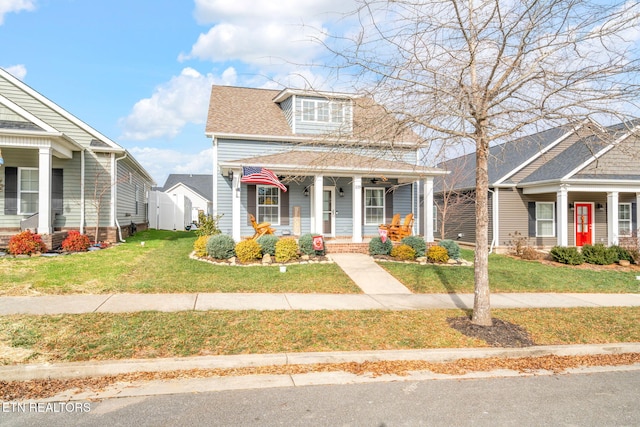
[435,119,640,250]
[0,68,154,248]
[206,86,445,243]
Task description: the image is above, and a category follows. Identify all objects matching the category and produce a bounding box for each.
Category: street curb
[2,342,640,382]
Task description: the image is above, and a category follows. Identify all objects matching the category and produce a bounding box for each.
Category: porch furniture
[249,214,275,239]
[379,213,401,234]
[388,213,414,241]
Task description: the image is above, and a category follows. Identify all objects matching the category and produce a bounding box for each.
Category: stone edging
[189,251,335,267]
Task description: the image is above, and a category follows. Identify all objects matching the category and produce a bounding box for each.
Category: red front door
[575,203,593,246]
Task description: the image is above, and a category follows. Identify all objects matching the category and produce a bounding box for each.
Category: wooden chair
[249,214,275,239]
[388,213,414,241]
[379,213,401,234]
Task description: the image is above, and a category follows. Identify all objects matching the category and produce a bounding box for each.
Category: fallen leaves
[2,352,639,401]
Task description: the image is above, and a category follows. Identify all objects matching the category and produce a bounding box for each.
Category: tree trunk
[472,136,492,326]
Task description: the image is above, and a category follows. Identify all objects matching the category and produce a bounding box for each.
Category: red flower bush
[61,230,91,252]
[8,230,48,255]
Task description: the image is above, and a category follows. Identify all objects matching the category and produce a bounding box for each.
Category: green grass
[0,230,360,295]
[2,307,639,363]
[381,249,640,293]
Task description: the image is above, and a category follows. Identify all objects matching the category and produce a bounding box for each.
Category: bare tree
[324,0,640,325]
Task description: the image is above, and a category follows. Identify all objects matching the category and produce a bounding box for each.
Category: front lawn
[381,249,640,293]
[2,307,638,364]
[0,230,360,295]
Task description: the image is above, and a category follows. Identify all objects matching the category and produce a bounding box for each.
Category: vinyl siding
[575,136,640,177]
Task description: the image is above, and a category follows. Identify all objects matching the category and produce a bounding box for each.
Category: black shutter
[385,188,394,222]
[52,169,63,215]
[247,185,256,225]
[280,186,289,226]
[528,202,536,237]
[632,202,637,233]
[4,167,17,215]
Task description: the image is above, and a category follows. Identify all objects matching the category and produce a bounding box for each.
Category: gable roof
[205,85,422,145]
[436,120,640,192]
[160,174,213,201]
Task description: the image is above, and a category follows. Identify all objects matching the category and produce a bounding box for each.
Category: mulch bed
[447,317,536,347]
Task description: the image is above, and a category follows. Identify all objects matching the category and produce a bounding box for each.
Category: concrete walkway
[331,253,412,294]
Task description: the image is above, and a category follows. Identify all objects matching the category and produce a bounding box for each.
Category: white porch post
[608,191,619,246]
[352,175,363,243]
[37,147,52,234]
[314,175,324,234]
[557,186,568,246]
[231,168,241,242]
[636,193,640,235]
[424,177,434,242]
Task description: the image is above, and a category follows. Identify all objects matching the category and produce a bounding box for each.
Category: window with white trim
[257,185,280,225]
[536,202,555,237]
[619,203,632,236]
[301,99,346,123]
[364,188,385,225]
[18,168,39,214]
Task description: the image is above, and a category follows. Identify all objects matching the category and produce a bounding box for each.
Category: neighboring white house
[149,174,213,231]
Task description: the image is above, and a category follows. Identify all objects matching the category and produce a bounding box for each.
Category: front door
[323,188,335,235]
[575,203,593,246]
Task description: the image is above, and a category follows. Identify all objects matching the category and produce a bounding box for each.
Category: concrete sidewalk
[1,292,640,315]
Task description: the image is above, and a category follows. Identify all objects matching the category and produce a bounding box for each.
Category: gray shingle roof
[160,174,213,201]
[0,119,43,131]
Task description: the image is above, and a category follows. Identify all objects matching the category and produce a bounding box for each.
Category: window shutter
[4,167,17,215]
[632,202,637,233]
[528,202,536,237]
[247,185,256,225]
[52,168,63,215]
[385,188,393,223]
[280,186,289,225]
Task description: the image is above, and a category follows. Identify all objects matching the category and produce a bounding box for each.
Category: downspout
[80,149,85,234]
[488,188,498,254]
[114,152,128,242]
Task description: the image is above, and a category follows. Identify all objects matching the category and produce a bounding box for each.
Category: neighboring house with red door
[434,119,640,250]
[0,68,155,248]
[205,85,446,243]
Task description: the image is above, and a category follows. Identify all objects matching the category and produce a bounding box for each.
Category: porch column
[636,193,640,235]
[556,186,568,246]
[423,177,434,242]
[231,168,241,242]
[608,192,619,246]
[352,175,363,243]
[314,175,324,234]
[37,147,52,235]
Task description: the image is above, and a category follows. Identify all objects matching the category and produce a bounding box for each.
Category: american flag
[241,166,287,192]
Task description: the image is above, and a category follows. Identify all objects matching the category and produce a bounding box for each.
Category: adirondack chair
[249,214,275,239]
[378,213,401,234]
[388,213,414,241]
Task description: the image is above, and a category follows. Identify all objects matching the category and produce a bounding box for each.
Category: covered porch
[218,151,446,243]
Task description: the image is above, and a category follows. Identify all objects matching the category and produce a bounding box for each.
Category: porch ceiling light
[303,186,309,197]
[339,187,344,197]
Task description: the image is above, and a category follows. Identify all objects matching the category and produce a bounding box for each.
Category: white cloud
[2,64,27,80]
[181,0,357,65]
[0,0,36,25]
[118,67,237,141]
[129,146,214,185]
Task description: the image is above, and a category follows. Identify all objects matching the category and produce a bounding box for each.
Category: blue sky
[1,0,357,185]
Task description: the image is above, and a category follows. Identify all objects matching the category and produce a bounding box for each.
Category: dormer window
[302,99,345,124]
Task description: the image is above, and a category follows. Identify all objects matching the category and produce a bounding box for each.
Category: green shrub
[391,244,417,261]
[61,230,90,252]
[206,234,236,259]
[8,230,48,255]
[275,237,299,263]
[427,245,449,263]
[193,235,210,257]
[298,233,326,256]
[609,245,633,262]
[438,239,460,259]
[195,212,222,237]
[550,246,584,265]
[256,234,279,256]
[235,239,262,263]
[581,243,617,265]
[369,237,393,255]
[401,236,427,257]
